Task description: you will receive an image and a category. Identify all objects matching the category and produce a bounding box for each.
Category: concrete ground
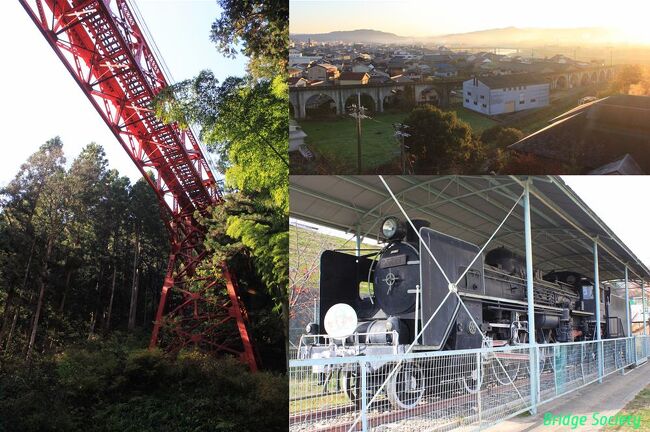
[484,361,650,432]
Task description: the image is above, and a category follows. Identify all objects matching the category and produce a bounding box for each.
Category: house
[433,63,458,78]
[421,54,452,65]
[306,63,340,81]
[338,72,369,85]
[462,75,550,115]
[352,64,373,73]
[390,74,414,84]
[288,66,303,78]
[368,72,392,85]
[288,77,308,87]
[387,58,406,76]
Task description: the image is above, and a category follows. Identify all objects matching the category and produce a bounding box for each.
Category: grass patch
[452,106,499,133]
[298,112,405,174]
[296,107,498,173]
[289,376,351,415]
[605,386,650,431]
[499,84,606,134]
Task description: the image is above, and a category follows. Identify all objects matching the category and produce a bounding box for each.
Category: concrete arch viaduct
[290,66,617,120]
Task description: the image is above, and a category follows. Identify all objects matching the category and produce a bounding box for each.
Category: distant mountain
[429,27,622,47]
[290,27,623,47]
[290,29,406,44]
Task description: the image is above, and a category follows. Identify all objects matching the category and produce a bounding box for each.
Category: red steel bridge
[19,0,258,371]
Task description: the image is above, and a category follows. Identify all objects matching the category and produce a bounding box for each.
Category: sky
[563,176,650,270]
[291,176,650,271]
[290,0,650,43]
[0,0,246,186]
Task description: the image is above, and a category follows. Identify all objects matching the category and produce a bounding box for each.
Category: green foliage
[152,1,290,352]
[608,64,645,95]
[480,125,524,149]
[156,73,288,213]
[210,0,288,77]
[402,104,486,173]
[0,335,287,432]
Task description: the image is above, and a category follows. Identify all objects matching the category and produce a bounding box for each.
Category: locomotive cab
[300,218,427,358]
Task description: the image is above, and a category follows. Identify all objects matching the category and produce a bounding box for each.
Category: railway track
[289,372,566,432]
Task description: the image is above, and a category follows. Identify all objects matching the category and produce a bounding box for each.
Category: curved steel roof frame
[289,175,650,283]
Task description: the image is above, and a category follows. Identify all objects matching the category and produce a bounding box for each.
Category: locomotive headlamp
[305,322,319,335]
[381,217,406,241]
[323,303,358,339]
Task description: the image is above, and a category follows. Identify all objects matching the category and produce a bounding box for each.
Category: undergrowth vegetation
[0,333,287,432]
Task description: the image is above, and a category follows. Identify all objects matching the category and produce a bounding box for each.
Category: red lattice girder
[19,0,257,371]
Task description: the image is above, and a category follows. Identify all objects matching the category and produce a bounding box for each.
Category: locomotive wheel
[460,360,484,394]
[491,358,520,385]
[341,368,362,406]
[387,362,425,410]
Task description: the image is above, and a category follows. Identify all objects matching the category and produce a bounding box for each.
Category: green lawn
[297,108,498,173]
[500,84,606,134]
[298,112,404,174]
[605,386,650,431]
[452,106,499,133]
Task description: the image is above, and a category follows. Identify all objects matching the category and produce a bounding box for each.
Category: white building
[462,75,550,115]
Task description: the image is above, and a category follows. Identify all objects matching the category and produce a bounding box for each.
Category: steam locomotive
[298,217,627,408]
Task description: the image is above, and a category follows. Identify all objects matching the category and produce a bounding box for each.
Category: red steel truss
[19,0,258,371]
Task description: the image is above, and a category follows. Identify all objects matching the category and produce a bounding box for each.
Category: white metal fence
[289,336,650,432]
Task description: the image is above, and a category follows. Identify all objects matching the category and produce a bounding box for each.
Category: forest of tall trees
[0,139,286,431]
[0,139,168,357]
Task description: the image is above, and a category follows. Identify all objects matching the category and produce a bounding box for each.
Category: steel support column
[625,267,631,336]
[594,240,603,383]
[355,225,362,257]
[523,180,537,414]
[641,279,648,359]
[625,267,635,365]
[641,279,647,336]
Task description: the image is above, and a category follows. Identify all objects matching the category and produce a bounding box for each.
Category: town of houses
[289,39,609,115]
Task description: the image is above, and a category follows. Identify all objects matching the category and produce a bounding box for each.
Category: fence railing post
[477,352,482,429]
[598,340,604,383]
[361,361,368,432]
[553,344,558,396]
[581,343,585,384]
[537,346,542,403]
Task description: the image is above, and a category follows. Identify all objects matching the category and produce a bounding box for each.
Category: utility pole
[393,123,411,175]
[349,93,370,174]
[356,92,362,174]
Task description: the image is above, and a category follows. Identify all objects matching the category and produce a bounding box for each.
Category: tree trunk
[5,307,19,351]
[88,276,101,339]
[104,265,117,332]
[281,296,290,371]
[59,269,73,313]
[26,237,54,360]
[128,230,140,331]
[0,239,36,348]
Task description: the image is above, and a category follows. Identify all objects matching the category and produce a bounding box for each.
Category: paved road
[484,361,650,432]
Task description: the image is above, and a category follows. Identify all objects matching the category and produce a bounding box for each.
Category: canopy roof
[290,176,650,282]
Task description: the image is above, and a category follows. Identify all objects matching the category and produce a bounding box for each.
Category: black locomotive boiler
[299,217,628,408]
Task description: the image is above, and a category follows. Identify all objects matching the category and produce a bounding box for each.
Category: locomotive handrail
[289,335,637,367]
[298,331,400,355]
